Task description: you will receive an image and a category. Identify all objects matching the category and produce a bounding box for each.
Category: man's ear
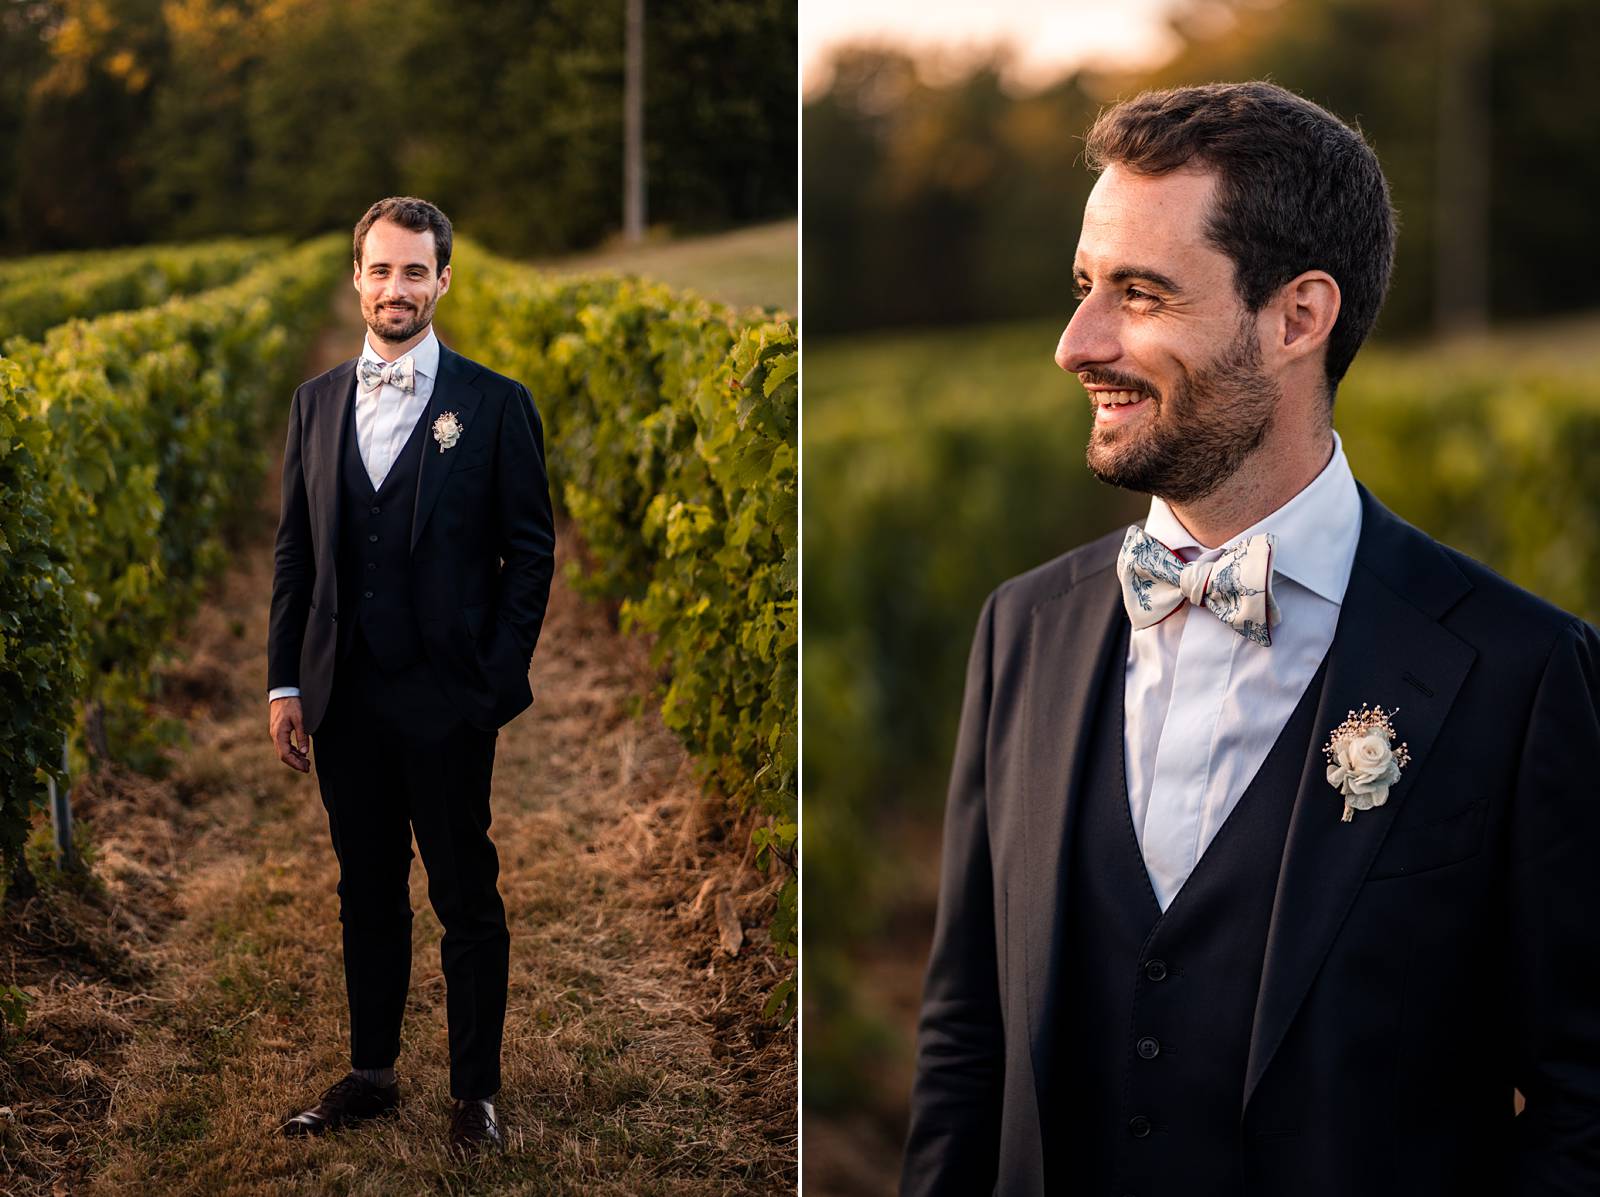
[438,263,451,295]
[352,261,362,291]
[1276,270,1340,364]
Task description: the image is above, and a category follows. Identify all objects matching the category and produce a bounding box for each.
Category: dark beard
[1083,318,1279,504]
[366,297,434,344]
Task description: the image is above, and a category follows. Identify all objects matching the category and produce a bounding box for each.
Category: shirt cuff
[268,687,301,702]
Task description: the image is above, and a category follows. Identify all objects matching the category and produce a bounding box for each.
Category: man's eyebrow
[1074,264,1184,294]
[366,260,434,271]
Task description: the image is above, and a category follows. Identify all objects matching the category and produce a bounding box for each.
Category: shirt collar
[359,325,440,381]
[1141,430,1362,604]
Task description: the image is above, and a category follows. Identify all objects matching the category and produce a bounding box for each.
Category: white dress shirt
[1126,432,1362,911]
[354,327,438,489]
[268,329,439,703]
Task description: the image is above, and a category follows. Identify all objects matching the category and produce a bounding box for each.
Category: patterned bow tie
[357,354,415,393]
[1117,525,1281,646]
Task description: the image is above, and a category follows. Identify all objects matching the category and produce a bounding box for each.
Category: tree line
[0,0,796,257]
[804,0,1599,339]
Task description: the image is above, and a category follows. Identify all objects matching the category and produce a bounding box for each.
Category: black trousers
[310,624,508,1100]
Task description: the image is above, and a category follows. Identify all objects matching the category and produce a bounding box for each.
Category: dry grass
[529,221,797,315]
[0,289,796,1195]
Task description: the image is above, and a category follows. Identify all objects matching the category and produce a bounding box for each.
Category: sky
[801,0,1188,96]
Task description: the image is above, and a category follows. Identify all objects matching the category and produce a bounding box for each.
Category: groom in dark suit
[266,196,554,1155]
[901,83,1600,1195]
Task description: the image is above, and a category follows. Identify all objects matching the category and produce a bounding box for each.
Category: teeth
[1096,390,1146,406]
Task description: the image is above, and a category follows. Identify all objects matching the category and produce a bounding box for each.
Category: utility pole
[624,0,646,243]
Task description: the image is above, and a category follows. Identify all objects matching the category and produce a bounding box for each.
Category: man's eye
[1127,287,1158,304]
[1072,282,1090,300]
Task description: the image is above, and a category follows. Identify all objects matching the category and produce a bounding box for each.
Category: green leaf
[761,978,796,1023]
[761,353,798,398]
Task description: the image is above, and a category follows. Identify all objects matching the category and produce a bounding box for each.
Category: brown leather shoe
[448,1098,504,1156]
[280,1072,400,1137]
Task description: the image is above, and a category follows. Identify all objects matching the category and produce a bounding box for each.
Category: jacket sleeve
[1511,616,1600,1195]
[488,381,556,669]
[901,590,1005,1197]
[266,384,313,693]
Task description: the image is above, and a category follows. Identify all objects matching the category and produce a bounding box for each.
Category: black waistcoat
[1047,620,1329,1197]
[335,389,429,673]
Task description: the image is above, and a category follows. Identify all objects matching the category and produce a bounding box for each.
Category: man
[266,196,555,1155]
[901,83,1600,1196]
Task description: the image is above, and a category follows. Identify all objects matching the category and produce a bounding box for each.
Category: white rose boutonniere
[1323,704,1411,822]
[432,411,463,453]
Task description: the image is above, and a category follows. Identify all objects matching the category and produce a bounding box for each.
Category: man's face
[1055,163,1279,505]
[354,219,451,345]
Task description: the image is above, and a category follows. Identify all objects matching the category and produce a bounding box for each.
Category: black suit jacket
[267,343,556,735]
[902,484,1600,1196]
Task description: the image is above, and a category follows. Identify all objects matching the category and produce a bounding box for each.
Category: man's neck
[1165,427,1335,548]
[366,324,432,363]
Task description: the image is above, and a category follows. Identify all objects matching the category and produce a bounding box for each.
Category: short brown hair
[1085,82,1396,393]
[353,196,453,273]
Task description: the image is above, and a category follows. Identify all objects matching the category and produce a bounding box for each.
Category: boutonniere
[432,411,463,453]
[1324,704,1411,822]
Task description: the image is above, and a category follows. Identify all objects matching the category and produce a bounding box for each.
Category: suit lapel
[1023,563,1127,1084]
[411,343,482,553]
[1242,484,1477,1112]
[315,361,356,569]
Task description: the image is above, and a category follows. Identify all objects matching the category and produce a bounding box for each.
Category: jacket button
[1136,1036,1160,1060]
[1144,959,1168,982]
[1128,1115,1152,1138]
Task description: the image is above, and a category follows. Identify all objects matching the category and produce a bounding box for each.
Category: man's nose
[1055,298,1120,374]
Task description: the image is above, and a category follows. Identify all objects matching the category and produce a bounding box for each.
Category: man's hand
[270,696,311,773]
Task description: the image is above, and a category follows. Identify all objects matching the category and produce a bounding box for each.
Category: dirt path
[0,287,795,1195]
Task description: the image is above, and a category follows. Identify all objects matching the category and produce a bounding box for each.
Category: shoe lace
[455,1100,494,1132]
[321,1073,372,1105]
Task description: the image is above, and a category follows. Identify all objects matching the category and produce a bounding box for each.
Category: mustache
[1078,369,1160,399]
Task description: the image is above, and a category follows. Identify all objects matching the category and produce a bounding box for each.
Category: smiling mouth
[1091,389,1148,407]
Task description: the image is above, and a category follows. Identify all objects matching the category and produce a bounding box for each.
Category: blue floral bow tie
[1116,525,1281,646]
[357,354,415,393]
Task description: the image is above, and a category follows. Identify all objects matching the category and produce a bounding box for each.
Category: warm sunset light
[803,0,1186,94]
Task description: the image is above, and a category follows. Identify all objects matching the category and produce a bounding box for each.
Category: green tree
[0,0,795,258]
[803,0,1600,338]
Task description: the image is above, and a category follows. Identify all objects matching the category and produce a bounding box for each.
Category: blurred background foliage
[805,0,1596,338]
[801,0,1600,1190]
[0,0,796,257]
